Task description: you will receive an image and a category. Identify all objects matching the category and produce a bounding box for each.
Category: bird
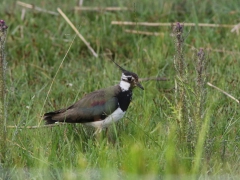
[43,60,144,132]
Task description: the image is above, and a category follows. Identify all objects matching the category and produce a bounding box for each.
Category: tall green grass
[0,0,240,179]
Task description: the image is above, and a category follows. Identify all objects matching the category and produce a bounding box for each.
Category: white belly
[84,107,125,129]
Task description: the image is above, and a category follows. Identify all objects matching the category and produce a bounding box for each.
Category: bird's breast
[117,90,132,111]
[84,107,125,129]
[102,107,125,128]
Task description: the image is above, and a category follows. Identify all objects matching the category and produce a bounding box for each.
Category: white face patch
[120,80,130,91]
[119,73,134,91]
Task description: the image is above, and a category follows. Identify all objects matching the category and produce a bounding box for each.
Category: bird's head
[112,60,144,91]
[120,71,144,91]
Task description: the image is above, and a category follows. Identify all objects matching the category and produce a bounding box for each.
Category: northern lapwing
[43,60,144,132]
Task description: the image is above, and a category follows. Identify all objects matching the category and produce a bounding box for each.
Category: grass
[1,0,240,179]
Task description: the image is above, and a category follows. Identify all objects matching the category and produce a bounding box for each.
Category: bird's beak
[136,82,144,90]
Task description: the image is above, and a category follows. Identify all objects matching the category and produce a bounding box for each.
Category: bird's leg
[93,127,103,143]
[106,128,115,145]
[105,127,109,137]
[93,127,102,135]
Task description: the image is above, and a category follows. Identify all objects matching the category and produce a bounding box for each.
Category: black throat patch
[117,90,132,111]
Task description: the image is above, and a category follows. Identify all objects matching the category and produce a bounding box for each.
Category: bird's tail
[43,107,72,124]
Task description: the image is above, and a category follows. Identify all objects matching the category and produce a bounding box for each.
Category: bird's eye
[127,77,132,81]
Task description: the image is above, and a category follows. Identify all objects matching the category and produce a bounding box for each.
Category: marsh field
[0,0,240,179]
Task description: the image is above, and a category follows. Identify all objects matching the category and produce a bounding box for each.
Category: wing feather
[44,85,121,124]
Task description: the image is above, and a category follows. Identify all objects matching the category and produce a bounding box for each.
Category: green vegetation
[1,0,240,179]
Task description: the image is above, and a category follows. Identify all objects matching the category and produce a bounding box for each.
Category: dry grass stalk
[207,82,239,104]
[112,21,234,28]
[21,8,26,20]
[57,8,98,58]
[112,21,172,27]
[0,20,8,162]
[139,77,169,82]
[50,37,72,42]
[231,23,240,35]
[206,48,240,55]
[74,6,129,12]
[7,123,67,129]
[78,0,84,6]
[16,1,59,16]
[186,43,240,55]
[124,29,163,36]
